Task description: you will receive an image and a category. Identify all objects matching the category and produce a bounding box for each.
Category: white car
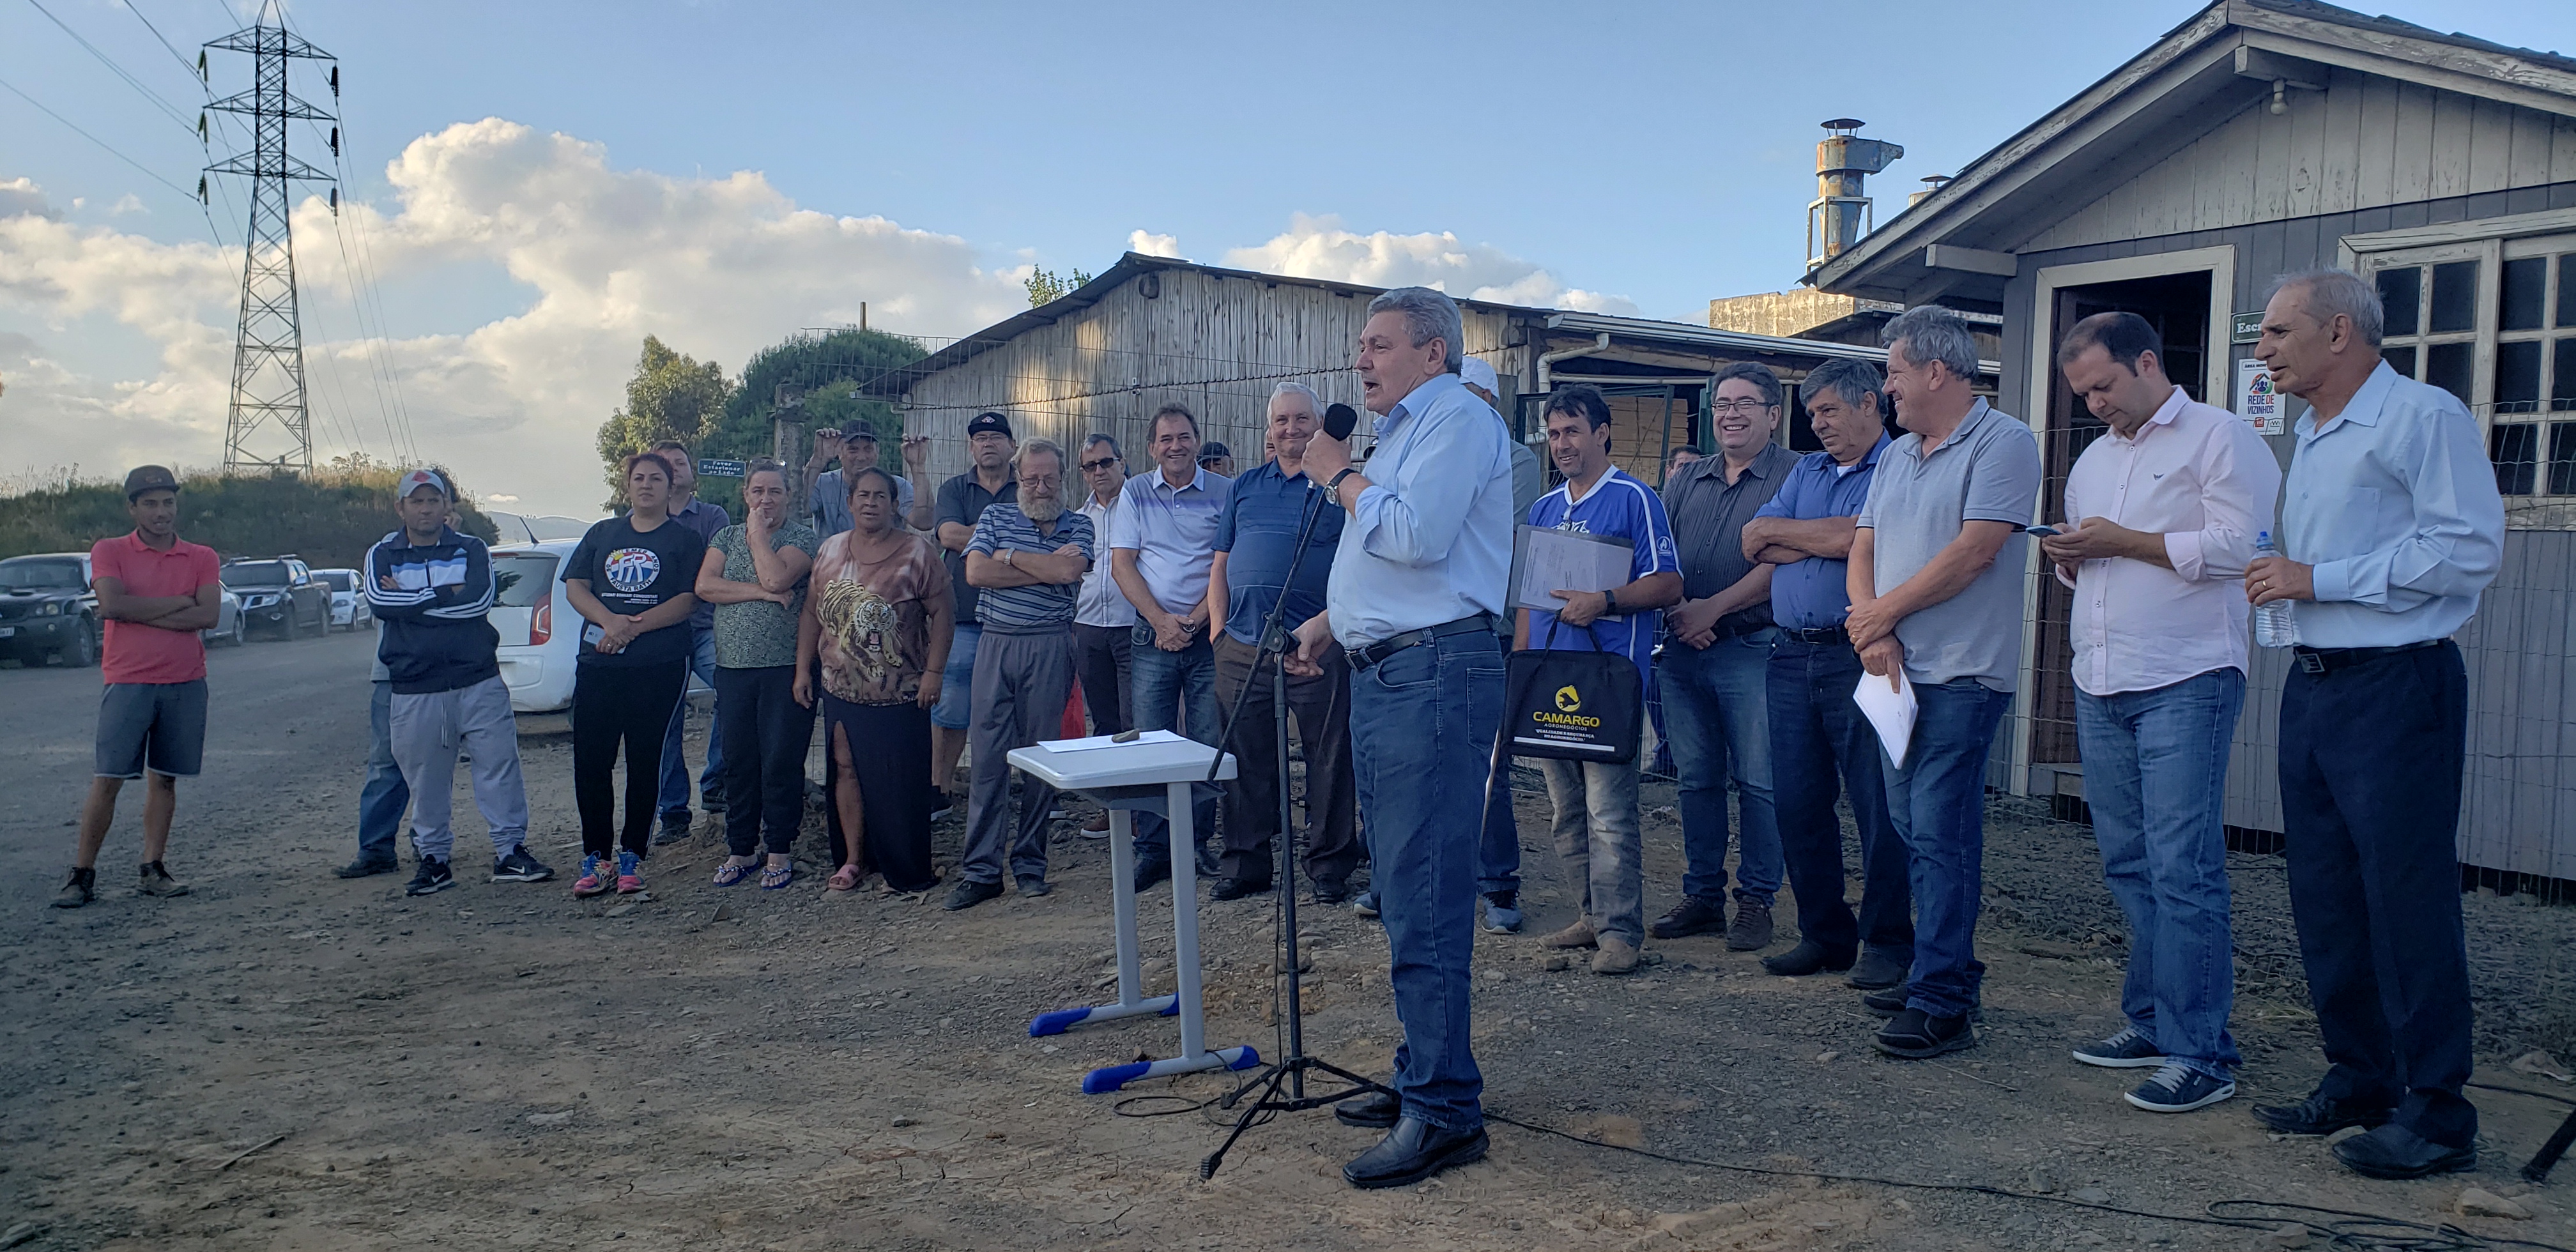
[489,538,712,714]
[314,567,373,631]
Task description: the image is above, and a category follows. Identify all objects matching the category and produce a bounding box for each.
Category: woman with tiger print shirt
[797,466,953,893]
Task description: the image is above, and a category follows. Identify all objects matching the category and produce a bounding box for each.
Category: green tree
[1024,266,1094,307]
[0,464,499,570]
[595,335,733,503]
[689,328,927,517]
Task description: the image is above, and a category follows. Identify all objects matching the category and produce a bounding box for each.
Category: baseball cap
[122,465,180,500]
[1458,357,1499,393]
[844,426,879,443]
[966,411,1013,439]
[1197,441,1232,463]
[395,467,452,499]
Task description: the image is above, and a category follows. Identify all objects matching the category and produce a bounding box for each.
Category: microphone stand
[1197,460,1390,1180]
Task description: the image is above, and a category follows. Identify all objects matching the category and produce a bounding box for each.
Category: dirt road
[3,634,2571,1250]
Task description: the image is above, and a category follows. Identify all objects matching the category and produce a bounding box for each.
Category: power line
[20,0,200,134]
[0,73,201,203]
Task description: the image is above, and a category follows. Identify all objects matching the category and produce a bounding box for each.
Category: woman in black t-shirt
[564,452,707,896]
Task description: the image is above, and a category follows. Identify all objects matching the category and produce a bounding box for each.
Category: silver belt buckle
[2296,650,2326,675]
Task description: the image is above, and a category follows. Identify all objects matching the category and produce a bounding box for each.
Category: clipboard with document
[1509,524,1635,616]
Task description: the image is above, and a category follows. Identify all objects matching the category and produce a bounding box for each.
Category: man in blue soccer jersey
[1518,385,1682,975]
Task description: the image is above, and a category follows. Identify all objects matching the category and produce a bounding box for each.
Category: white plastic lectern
[1008,731,1261,1094]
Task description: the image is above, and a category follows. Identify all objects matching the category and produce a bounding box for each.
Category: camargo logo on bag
[1535,683,1601,729]
[1554,685,1582,712]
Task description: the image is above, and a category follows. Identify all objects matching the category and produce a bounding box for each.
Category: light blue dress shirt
[1324,371,1516,648]
[2279,360,2505,648]
[1108,466,1230,616]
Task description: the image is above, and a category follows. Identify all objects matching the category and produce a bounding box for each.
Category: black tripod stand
[1196,477,1392,1180]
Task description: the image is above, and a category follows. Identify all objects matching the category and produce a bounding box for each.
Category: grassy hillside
[0,464,500,569]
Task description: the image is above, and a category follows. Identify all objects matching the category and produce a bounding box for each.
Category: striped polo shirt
[964,502,1095,633]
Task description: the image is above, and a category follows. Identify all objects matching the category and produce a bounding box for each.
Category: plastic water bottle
[2252,531,2296,648]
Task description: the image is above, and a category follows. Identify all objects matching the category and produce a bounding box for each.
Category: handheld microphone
[1322,402,1360,442]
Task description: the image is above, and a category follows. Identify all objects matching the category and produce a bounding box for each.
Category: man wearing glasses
[1651,363,1794,952]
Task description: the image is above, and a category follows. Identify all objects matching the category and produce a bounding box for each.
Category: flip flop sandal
[827,866,861,892]
[712,861,755,887]
[760,864,795,891]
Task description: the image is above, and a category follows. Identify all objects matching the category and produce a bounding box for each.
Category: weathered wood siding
[2023,68,2576,254]
[2002,187,2576,878]
[899,270,1528,489]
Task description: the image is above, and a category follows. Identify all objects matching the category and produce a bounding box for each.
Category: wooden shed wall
[2021,68,2576,255]
[898,270,1529,489]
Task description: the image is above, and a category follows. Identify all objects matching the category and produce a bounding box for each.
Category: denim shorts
[96,679,208,779]
[930,622,982,730]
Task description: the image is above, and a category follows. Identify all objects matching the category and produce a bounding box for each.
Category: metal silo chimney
[1806,119,1904,271]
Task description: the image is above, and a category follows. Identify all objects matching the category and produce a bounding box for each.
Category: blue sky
[6,0,2574,513]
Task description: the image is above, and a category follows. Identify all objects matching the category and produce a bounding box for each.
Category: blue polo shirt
[1523,468,1678,681]
[1213,461,1343,644]
[1752,437,1889,630]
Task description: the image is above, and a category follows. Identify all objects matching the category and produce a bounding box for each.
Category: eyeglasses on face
[1080,459,1119,472]
[1711,399,1778,416]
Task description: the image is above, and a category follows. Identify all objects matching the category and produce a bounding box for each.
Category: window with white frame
[2365,233,2576,498]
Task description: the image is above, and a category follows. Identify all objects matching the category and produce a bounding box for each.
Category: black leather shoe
[1874,1007,1977,1058]
[1648,896,1727,940]
[2332,1124,2476,1179]
[1761,939,1856,977]
[1845,947,1910,989]
[1342,1116,1488,1189]
[1210,876,1271,902]
[943,878,1005,911]
[1131,857,1172,894]
[335,857,399,879]
[1334,1088,1399,1129]
[2251,1091,2396,1136]
[1310,879,1350,906]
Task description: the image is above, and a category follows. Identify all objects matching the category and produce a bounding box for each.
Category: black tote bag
[1502,618,1643,763]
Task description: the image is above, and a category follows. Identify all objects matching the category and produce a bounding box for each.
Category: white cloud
[1125,229,1183,259]
[0,120,1028,514]
[1221,213,1639,315]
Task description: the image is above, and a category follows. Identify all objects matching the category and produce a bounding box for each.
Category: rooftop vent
[1807,119,1904,271]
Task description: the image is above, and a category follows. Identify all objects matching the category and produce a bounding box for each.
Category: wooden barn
[864,254,1912,495]
[1810,0,2576,882]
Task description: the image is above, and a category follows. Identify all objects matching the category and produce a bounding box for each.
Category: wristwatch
[1000,548,1015,569]
[1326,467,1360,498]
[1603,587,1619,615]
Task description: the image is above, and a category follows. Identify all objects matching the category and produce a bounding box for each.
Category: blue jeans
[2074,668,2244,1080]
[1768,640,1912,960]
[657,629,725,819]
[356,680,410,865]
[1880,676,2009,1019]
[1657,629,1782,904]
[930,621,982,731]
[1351,629,1504,1132]
[1127,624,1218,863]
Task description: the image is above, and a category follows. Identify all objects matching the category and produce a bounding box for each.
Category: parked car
[203,586,246,648]
[0,552,101,668]
[314,567,373,631]
[489,538,711,714]
[221,556,330,639]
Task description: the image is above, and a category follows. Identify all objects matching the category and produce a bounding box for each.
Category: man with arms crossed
[1521,384,1682,975]
[1291,287,1515,1189]
[2044,313,2278,1113]
[1737,360,1912,989]
[367,468,555,896]
[1207,383,1356,904]
[57,466,221,908]
[1846,305,2041,1060]
[2245,270,2503,1179]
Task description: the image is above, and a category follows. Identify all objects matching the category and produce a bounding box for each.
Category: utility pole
[203,4,337,473]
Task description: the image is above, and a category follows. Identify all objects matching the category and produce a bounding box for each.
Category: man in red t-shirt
[55,466,223,908]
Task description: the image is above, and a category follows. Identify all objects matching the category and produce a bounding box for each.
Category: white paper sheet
[1038,729,1193,754]
[1512,525,1635,614]
[1852,669,1919,769]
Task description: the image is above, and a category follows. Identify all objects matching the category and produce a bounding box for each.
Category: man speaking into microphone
[1289,286,1515,1189]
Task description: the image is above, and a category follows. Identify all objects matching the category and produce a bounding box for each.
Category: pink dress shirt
[2057,386,2283,697]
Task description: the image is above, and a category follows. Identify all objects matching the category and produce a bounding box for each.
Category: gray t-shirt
[1855,400,2042,691]
[708,521,820,669]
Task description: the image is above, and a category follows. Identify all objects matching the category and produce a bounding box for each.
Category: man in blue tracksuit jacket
[365,468,553,896]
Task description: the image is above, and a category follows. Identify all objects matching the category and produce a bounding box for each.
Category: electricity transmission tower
[203,8,337,473]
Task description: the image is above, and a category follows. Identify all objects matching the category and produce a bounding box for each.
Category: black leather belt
[1347,613,1499,671]
[2290,639,2442,675]
[1779,625,1850,645]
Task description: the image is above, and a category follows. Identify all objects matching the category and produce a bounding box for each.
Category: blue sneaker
[1480,892,1522,934]
[615,850,645,894]
[2071,1027,2166,1069]
[1352,889,1380,918]
[2123,1063,2236,1113]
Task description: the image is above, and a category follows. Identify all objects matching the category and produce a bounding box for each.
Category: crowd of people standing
[53,268,2506,1188]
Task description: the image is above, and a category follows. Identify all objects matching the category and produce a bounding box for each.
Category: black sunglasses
[1080,458,1119,471]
